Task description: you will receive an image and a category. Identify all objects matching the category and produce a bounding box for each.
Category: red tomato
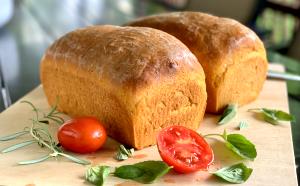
[157,125,214,173]
[58,117,107,153]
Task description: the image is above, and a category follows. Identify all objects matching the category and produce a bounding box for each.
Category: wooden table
[0,65,297,185]
[0,1,299,181]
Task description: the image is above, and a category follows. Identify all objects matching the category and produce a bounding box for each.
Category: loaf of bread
[127,12,268,113]
[40,25,207,149]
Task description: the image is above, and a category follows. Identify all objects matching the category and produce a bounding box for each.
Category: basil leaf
[262,108,295,124]
[218,104,238,125]
[85,166,110,186]
[248,108,295,125]
[114,145,134,161]
[213,163,253,183]
[115,152,129,161]
[114,161,171,184]
[114,165,144,179]
[239,121,248,130]
[133,161,171,183]
[225,134,257,160]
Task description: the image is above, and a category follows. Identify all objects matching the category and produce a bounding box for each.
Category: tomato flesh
[157,125,213,173]
[58,117,107,154]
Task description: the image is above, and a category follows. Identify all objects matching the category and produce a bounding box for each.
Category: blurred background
[0,0,299,180]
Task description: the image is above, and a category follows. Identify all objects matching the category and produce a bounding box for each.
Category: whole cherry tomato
[58,117,107,153]
[157,125,214,173]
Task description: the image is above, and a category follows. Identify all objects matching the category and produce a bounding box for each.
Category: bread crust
[127,12,268,113]
[40,25,207,149]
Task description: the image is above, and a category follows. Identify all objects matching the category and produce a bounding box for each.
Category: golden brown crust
[40,25,207,149]
[127,12,268,113]
[45,25,201,89]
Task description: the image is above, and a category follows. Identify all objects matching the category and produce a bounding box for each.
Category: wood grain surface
[0,64,297,186]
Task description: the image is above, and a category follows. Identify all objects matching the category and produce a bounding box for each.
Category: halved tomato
[157,125,214,173]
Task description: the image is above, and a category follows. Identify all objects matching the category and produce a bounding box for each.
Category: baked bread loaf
[40,25,207,149]
[127,12,268,113]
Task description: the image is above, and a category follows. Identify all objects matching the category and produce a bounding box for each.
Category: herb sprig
[85,166,111,186]
[248,108,295,125]
[218,104,238,125]
[0,100,90,165]
[114,161,171,183]
[85,161,253,185]
[213,163,253,183]
[114,145,134,161]
[203,130,257,160]
[85,161,171,185]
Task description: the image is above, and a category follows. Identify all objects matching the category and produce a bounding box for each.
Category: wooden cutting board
[0,64,297,186]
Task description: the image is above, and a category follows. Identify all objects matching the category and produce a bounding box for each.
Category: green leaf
[248,108,295,125]
[18,155,50,165]
[0,131,29,141]
[264,108,294,121]
[218,104,238,125]
[58,152,90,165]
[115,152,129,161]
[114,161,171,184]
[262,108,295,124]
[114,165,144,179]
[213,163,253,183]
[85,166,110,186]
[225,134,257,160]
[263,114,279,125]
[1,140,36,153]
[114,145,134,161]
[239,121,248,130]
